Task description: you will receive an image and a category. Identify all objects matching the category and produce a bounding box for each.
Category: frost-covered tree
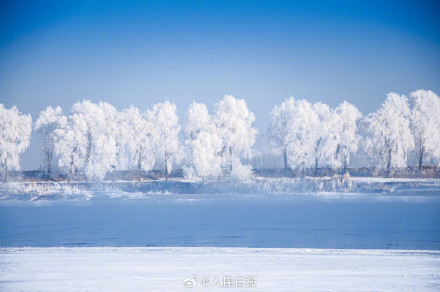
[275,98,319,175]
[184,102,222,179]
[269,98,294,171]
[365,92,414,177]
[185,102,211,140]
[86,102,119,181]
[270,98,361,176]
[54,112,87,181]
[269,98,330,174]
[148,101,181,180]
[85,132,117,181]
[35,106,64,177]
[410,89,440,170]
[332,101,362,173]
[69,101,95,170]
[312,102,334,176]
[213,95,257,178]
[0,104,32,182]
[111,111,128,172]
[70,101,116,180]
[55,100,119,181]
[82,101,119,181]
[123,106,155,181]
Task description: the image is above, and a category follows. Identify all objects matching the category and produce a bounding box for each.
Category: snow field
[0,247,439,291]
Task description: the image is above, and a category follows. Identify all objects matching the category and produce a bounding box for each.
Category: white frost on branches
[268,98,294,171]
[122,106,155,178]
[0,104,32,182]
[35,106,64,176]
[183,102,222,179]
[269,98,362,175]
[213,95,257,178]
[332,101,362,172]
[410,89,440,168]
[312,102,334,175]
[54,101,119,181]
[147,101,181,180]
[365,92,414,177]
[269,98,319,174]
[4,89,440,182]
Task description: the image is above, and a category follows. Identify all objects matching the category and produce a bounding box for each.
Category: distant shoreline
[1,176,440,201]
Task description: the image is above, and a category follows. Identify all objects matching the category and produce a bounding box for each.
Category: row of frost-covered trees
[1,90,440,182]
[268,91,440,178]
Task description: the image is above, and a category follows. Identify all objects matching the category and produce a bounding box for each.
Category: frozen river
[1,193,440,291]
[1,193,439,249]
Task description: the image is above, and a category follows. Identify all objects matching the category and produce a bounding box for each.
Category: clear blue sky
[1,0,439,169]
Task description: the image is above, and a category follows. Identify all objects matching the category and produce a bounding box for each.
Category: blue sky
[1,0,440,169]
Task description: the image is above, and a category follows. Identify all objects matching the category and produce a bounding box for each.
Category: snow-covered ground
[350,177,440,183]
[0,247,439,291]
[1,177,440,200]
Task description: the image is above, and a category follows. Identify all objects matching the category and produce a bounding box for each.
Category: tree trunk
[137,146,142,182]
[283,150,288,171]
[335,144,341,160]
[69,152,74,182]
[47,151,53,180]
[418,139,424,171]
[343,156,348,174]
[3,159,8,183]
[115,141,120,166]
[314,138,322,177]
[164,152,168,181]
[386,147,392,178]
[418,150,424,171]
[86,131,92,165]
[314,157,318,177]
[229,147,233,173]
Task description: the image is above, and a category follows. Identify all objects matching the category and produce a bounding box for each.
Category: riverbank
[1,176,440,201]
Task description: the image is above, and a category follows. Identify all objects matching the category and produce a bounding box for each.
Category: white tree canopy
[35,106,64,175]
[365,92,414,176]
[122,105,155,177]
[312,102,335,174]
[270,98,361,175]
[269,98,295,170]
[184,102,211,140]
[213,95,257,178]
[71,101,117,180]
[410,89,440,168]
[0,104,32,181]
[6,90,440,181]
[54,100,119,181]
[147,101,181,180]
[332,101,362,171]
[281,98,319,172]
[54,108,87,181]
[83,101,118,181]
[184,102,222,179]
